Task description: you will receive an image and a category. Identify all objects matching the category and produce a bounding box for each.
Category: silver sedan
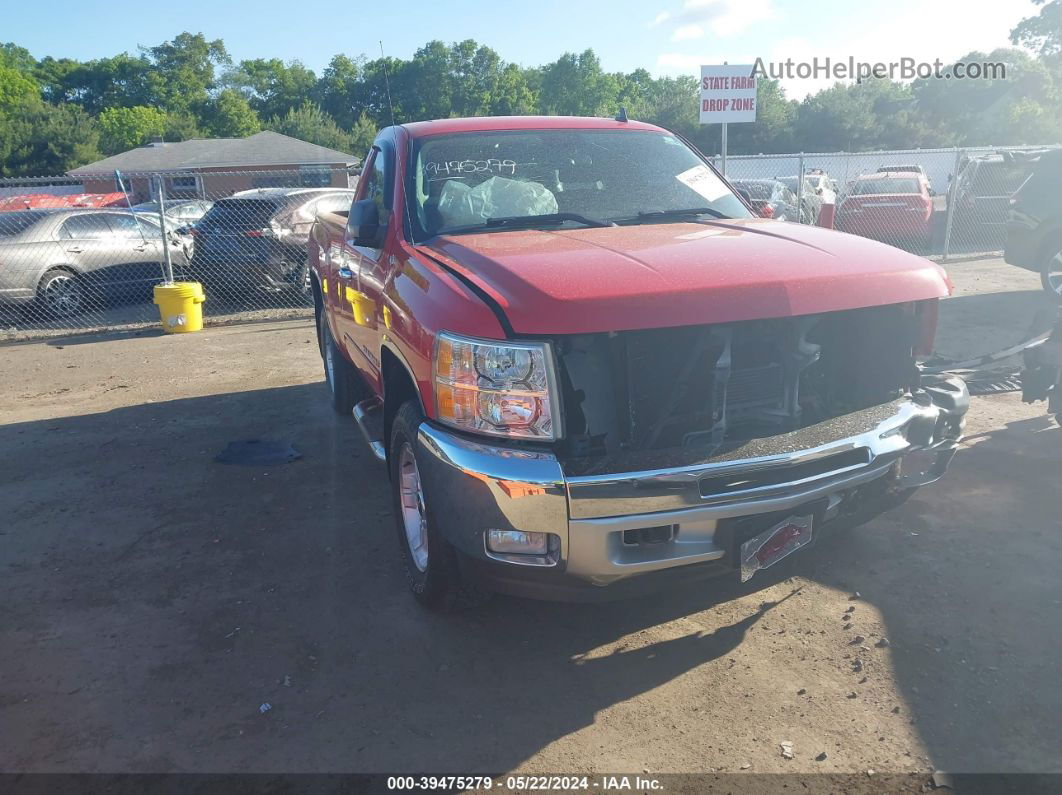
[0,209,189,317]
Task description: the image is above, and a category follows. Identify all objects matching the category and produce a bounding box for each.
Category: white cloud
[656,0,777,38]
[671,24,705,42]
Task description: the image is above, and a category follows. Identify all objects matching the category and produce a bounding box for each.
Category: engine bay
[553,303,926,464]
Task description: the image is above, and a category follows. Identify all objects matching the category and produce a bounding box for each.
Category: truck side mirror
[347,199,384,248]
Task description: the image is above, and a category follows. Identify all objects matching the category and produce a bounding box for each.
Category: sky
[2,0,1042,99]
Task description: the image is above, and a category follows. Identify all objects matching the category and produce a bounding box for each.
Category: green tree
[266,102,352,151]
[733,78,797,153]
[912,48,1060,145]
[210,88,260,137]
[227,58,316,119]
[143,32,229,114]
[1,100,101,176]
[0,64,38,110]
[792,81,891,151]
[98,105,167,154]
[447,40,506,117]
[60,53,153,114]
[163,111,202,142]
[1011,0,1062,56]
[538,50,622,116]
[349,112,377,158]
[352,56,412,122]
[313,54,364,127]
[0,42,35,73]
[490,63,536,115]
[32,56,83,104]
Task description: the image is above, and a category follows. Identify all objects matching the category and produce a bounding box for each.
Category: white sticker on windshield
[675,164,729,203]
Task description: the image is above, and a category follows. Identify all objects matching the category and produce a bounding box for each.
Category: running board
[353,399,386,462]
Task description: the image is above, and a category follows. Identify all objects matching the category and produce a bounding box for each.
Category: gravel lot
[2,256,1060,783]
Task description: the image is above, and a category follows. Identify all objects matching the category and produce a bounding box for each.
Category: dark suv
[1005,149,1062,300]
[951,152,1039,252]
[191,188,355,295]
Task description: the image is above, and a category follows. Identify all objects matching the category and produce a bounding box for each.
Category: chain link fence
[1,146,1057,339]
[714,145,1057,257]
[0,167,357,340]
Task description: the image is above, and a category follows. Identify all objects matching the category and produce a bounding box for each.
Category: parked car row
[0,187,357,319]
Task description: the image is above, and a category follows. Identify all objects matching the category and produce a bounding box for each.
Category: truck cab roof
[396,115,667,139]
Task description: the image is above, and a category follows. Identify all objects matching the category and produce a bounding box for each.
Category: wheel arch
[310,270,326,355]
[38,263,82,283]
[381,342,427,454]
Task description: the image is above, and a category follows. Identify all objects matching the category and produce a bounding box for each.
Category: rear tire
[36,269,86,319]
[389,401,480,610]
[1040,242,1062,303]
[320,310,364,415]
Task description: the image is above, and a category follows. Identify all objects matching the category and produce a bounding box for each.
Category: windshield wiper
[616,207,731,224]
[438,212,609,236]
[484,212,608,229]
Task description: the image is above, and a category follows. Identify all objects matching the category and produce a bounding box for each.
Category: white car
[800,171,838,204]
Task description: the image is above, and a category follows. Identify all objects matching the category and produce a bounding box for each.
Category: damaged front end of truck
[415,296,968,600]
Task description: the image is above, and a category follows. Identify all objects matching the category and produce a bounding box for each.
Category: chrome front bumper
[413,378,968,597]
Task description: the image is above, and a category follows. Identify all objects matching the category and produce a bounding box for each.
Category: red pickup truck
[309,116,968,606]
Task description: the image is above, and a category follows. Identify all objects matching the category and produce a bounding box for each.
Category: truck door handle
[66,247,84,254]
[337,267,353,279]
[133,244,149,252]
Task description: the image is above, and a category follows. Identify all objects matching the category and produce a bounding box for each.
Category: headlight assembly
[433,332,560,441]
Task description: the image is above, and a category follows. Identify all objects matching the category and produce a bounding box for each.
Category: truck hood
[419,219,950,335]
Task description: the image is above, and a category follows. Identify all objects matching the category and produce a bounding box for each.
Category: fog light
[486,529,548,555]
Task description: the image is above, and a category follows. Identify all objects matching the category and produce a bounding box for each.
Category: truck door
[333,145,391,392]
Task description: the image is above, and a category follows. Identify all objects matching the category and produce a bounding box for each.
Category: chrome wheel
[40,272,84,317]
[1044,250,1062,299]
[398,442,429,572]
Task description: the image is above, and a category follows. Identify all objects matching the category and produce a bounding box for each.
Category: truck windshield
[406,129,751,238]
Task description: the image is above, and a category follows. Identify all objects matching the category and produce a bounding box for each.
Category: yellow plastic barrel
[153,281,205,333]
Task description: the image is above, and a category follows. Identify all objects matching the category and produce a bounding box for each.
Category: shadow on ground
[1,381,1060,775]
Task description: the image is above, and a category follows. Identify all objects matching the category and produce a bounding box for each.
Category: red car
[836,172,935,247]
[309,116,967,605]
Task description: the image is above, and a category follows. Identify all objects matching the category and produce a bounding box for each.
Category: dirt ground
[2,256,1060,782]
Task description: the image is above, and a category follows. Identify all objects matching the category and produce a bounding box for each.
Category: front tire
[37,269,86,319]
[1040,242,1062,302]
[389,401,471,610]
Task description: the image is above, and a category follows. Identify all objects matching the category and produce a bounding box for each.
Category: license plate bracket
[739,514,814,582]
